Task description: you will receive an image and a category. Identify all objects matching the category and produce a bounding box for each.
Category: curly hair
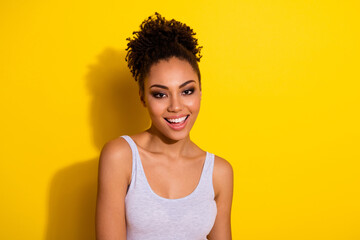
[125,12,203,98]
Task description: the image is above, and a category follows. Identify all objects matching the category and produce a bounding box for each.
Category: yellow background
[1,0,359,239]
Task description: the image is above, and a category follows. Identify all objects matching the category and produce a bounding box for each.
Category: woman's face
[142,57,202,141]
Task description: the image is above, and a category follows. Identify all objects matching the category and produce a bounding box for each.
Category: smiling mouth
[164,115,189,124]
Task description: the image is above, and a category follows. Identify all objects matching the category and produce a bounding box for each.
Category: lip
[164,114,189,120]
[164,115,189,131]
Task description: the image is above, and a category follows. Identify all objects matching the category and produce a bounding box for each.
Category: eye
[152,92,167,98]
[182,88,195,95]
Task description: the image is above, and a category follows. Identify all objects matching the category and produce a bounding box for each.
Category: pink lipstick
[164,115,189,130]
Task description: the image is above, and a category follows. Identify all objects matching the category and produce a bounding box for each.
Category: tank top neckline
[124,135,209,202]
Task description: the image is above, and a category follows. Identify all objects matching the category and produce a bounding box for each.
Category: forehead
[145,57,199,87]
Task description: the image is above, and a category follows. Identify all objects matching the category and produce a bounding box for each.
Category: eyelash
[152,92,166,98]
[152,88,195,99]
[183,88,195,95]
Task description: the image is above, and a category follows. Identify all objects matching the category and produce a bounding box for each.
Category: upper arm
[95,138,132,240]
[207,155,234,240]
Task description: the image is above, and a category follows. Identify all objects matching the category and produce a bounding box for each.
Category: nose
[167,94,182,112]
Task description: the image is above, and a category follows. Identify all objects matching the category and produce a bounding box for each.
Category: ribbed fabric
[120,135,217,240]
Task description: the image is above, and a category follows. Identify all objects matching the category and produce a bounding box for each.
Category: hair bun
[126,12,202,62]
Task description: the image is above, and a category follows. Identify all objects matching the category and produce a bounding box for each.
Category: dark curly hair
[125,12,203,100]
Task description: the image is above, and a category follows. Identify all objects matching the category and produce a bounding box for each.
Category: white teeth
[167,116,187,123]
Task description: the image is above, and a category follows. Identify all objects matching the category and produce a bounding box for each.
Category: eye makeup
[182,88,195,95]
[151,87,196,98]
[151,92,166,98]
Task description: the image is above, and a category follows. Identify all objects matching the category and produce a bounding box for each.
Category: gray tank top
[120,135,217,240]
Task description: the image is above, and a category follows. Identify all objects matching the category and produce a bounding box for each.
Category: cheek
[185,95,201,112]
[146,98,167,116]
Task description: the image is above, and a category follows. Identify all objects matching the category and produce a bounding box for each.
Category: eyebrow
[150,80,196,90]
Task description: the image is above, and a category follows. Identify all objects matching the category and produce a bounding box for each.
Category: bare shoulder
[98,136,133,185]
[213,155,234,199]
[96,136,132,239]
[213,155,233,176]
[100,137,132,161]
[207,155,233,239]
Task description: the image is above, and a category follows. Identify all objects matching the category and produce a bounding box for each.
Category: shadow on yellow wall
[45,49,150,239]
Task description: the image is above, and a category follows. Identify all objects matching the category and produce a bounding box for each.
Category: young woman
[96,12,233,240]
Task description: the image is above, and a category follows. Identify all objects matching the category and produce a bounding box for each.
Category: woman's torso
[121,134,217,240]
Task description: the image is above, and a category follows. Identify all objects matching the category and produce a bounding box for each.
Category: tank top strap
[120,135,138,159]
[120,135,141,191]
[199,152,215,199]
